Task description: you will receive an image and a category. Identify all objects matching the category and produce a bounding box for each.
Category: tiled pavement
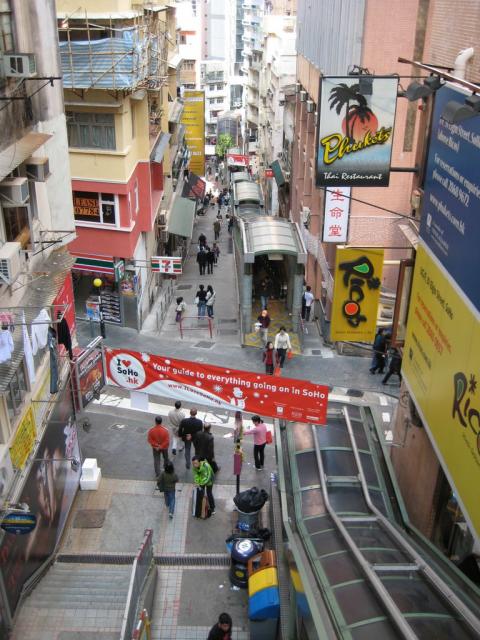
[243,299,302,353]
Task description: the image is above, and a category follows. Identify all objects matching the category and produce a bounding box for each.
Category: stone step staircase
[12,562,132,639]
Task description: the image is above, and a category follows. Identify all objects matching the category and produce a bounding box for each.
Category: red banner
[105,348,328,425]
[227,153,250,167]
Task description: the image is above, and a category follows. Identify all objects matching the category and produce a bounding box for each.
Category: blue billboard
[420,85,480,312]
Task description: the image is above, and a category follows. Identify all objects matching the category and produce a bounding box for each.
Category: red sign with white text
[105,349,328,424]
[227,153,250,167]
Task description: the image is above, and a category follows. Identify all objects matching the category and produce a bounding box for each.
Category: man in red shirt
[147,416,170,478]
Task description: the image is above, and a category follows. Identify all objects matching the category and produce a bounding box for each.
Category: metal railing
[120,529,155,640]
[178,315,214,339]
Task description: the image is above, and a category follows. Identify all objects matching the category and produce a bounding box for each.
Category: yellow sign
[403,245,480,538]
[181,90,205,176]
[10,406,36,469]
[330,248,384,342]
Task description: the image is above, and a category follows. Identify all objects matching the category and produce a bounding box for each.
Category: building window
[0,0,13,52]
[66,111,116,150]
[216,84,223,90]
[182,59,195,71]
[73,191,117,225]
[179,34,187,44]
[216,97,223,104]
[5,362,28,419]
[2,206,30,248]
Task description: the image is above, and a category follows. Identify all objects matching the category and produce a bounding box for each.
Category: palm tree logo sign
[320,82,392,166]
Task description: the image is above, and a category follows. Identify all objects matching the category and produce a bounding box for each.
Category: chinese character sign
[151,257,182,275]
[322,187,351,242]
[331,248,384,343]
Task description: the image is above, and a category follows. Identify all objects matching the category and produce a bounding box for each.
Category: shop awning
[72,254,115,276]
[168,98,184,123]
[182,173,206,201]
[151,132,171,163]
[167,197,196,238]
[168,54,183,69]
[271,159,286,187]
[0,132,52,182]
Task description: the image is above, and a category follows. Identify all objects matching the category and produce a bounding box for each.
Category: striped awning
[72,255,115,276]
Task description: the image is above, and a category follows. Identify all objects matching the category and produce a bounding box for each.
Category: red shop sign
[105,348,329,425]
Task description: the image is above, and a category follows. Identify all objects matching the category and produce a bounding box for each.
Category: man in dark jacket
[178,408,203,469]
[197,249,207,275]
[382,348,402,384]
[208,612,232,640]
[194,424,219,472]
[370,328,387,374]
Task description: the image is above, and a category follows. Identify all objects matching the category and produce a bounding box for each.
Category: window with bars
[4,362,28,419]
[66,111,116,150]
[0,0,13,52]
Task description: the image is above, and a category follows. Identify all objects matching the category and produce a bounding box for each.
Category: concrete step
[25,596,127,610]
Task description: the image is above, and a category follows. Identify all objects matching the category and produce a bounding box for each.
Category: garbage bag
[233,487,269,513]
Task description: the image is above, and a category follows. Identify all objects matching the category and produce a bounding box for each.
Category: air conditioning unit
[299,90,307,102]
[306,99,315,113]
[0,177,29,205]
[160,230,169,243]
[25,157,50,182]
[284,171,291,179]
[0,242,23,285]
[279,99,285,107]
[158,209,167,226]
[301,206,311,224]
[3,53,37,78]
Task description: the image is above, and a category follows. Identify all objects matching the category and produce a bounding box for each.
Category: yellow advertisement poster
[403,245,480,538]
[330,248,384,342]
[10,406,37,469]
[181,90,205,177]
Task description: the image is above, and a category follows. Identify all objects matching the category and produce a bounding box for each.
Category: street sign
[1,511,37,535]
[151,256,182,274]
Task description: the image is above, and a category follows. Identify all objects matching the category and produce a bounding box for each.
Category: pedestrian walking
[212,242,220,264]
[227,215,234,234]
[198,232,207,248]
[157,460,178,518]
[178,408,203,469]
[208,613,233,640]
[213,219,221,240]
[147,416,170,478]
[274,326,292,368]
[370,328,387,374]
[196,248,207,275]
[262,341,276,375]
[206,246,215,275]
[244,415,268,470]
[168,400,185,455]
[192,456,215,515]
[302,285,315,321]
[175,296,186,323]
[382,347,402,384]
[194,423,219,472]
[195,284,207,317]
[206,285,216,318]
[258,278,272,310]
[256,309,270,346]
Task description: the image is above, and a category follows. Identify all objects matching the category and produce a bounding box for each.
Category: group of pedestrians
[255,310,293,373]
[195,283,215,318]
[370,327,403,384]
[197,233,220,276]
[147,402,219,518]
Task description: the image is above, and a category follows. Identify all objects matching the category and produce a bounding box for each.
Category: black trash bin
[230,539,262,588]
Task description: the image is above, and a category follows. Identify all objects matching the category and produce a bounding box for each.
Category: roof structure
[239,216,306,263]
[233,181,263,205]
[280,398,480,639]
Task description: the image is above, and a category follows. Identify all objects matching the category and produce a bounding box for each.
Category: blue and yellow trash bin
[247,551,280,639]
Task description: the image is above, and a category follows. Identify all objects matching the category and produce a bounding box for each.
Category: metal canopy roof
[234,181,263,205]
[240,217,306,264]
[166,197,195,238]
[284,400,480,639]
[231,172,250,184]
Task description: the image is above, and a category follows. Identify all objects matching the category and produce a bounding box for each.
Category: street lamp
[93,277,106,339]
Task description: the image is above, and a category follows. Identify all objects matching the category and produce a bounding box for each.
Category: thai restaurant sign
[330,248,384,343]
[316,76,398,187]
[403,244,480,539]
[322,186,351,242]
[105,348,329,425]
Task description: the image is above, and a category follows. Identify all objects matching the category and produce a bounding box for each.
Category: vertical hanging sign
[322,187,351,242]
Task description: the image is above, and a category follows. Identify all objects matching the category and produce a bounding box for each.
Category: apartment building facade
[0,0,78,631]
[57,0,184,330]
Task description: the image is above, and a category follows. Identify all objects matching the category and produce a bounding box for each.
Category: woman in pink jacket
[244,415,268,470]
